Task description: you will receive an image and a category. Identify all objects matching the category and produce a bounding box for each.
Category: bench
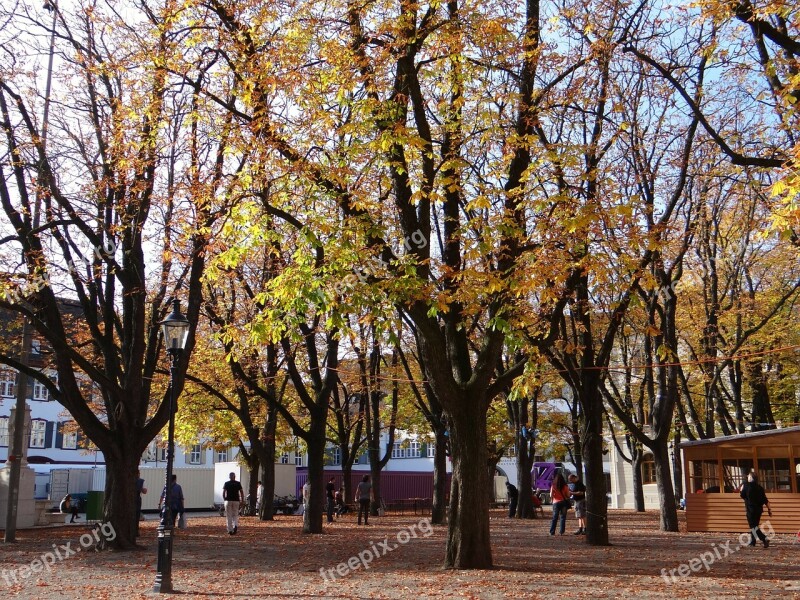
[38,512,71,525]
[35,499,83,525]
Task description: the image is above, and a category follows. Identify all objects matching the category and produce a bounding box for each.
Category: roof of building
[678,425,800,449]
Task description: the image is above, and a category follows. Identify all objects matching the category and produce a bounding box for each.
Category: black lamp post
[153,299,189,594]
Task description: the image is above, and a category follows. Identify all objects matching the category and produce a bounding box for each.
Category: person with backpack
[158,474,184,527]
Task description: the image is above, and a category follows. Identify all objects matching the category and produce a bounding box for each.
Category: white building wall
[213,462,296,504]
[608,438,679,509]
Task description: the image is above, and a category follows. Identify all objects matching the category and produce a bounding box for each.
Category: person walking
[326,477,336,523]
[158,474,184,527]
[549,472,571,536]
[568,474,586,535]
[223,472,245,535]
[740,471,772,547]
[356,475,371,525]
[135,470,148,536]
[506,481,519,518]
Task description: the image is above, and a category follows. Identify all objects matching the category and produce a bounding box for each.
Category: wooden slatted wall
[686,493,800,533]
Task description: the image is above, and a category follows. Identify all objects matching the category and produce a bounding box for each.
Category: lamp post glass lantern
[161,300,190,352]
[153,299,189,594]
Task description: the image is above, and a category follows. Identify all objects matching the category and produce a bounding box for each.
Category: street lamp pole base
[153,521,174,593]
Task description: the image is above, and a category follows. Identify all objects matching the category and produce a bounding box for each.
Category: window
[689,459,720,493]
[427,443,436,458]
[0,416,8,446]
[331,446,341,465]
[142,441,157,462]
[280,453,290,464]
[29,419,47,448]
[62,429,78,450]
[391,442,406,459]
[641,456,656,485]
[57,421,78,450]
[408,441,421,458]
[216,448,229,463]
[294,453,303,466]
[188,444,202,464]
[722,458,753,492]
[158,447,168,462]
[32,379,49,401]
[758,458,791,493]
[0,372,15,398]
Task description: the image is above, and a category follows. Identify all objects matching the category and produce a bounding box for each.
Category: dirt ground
[0,509,797,599]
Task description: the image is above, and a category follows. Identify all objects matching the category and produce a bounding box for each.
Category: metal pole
[4,318,32,543]
[153,350,179,593]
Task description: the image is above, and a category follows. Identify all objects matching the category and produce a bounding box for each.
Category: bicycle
[239,494,254,516]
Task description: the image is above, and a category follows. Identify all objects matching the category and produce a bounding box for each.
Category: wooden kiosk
[680,426,800,533]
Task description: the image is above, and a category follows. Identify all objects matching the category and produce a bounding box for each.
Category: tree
[624,0,800,243]
[673,164,800,440]
[350,323,400,517]
[0,1,230,548]
[178,314,290,520]
[328,366,367,508]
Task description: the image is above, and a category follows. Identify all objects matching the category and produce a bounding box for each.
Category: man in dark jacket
[506,481,519,518]
[740,471,772,547]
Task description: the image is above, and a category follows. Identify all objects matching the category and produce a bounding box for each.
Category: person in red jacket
[549,473,571,535]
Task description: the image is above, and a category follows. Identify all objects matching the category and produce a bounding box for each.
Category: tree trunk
[515,440,535,519]
[445,400,492,569]
[672,429,683,508]
[581,384,609,546]
[508,389,537,519]
[260,460,275,520]
[431,428,448,525]
[103,448,142,549]
[259,408,278,520]
[247,455,259,515]
[340,460,353,511]
[303,429,326,534]
[631,449,645,512]
[652,439,678,531]
[486,446,502,503]
[570,403,583,478]
[748,359,775,430]
[369,461,383,516]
